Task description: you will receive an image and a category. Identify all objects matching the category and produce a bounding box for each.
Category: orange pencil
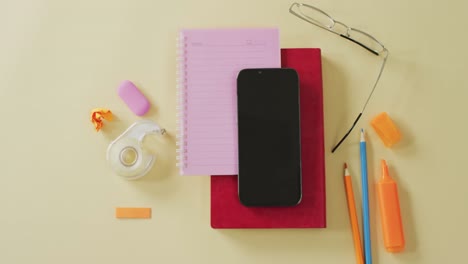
[344,163,364,264]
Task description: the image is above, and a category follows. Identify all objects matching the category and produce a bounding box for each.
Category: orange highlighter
[377,160,405,252]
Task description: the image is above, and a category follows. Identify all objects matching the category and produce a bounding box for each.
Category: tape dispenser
[107,120,166,180]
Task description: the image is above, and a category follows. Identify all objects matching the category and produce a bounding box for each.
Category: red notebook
[210,48,326,228]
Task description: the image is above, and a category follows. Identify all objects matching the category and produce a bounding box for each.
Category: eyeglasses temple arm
[361,50,388,113]
[331,49,388,153]
[331,113,362,153]
[339,34,379,56]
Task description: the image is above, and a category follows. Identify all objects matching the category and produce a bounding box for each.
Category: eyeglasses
[289,3,389,153]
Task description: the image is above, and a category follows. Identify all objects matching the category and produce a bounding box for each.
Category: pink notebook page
[177,28,280,175]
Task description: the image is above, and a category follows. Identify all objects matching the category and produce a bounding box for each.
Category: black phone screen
[237,68,302,207]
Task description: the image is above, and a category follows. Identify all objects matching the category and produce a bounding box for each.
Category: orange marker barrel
[377,160,405,252]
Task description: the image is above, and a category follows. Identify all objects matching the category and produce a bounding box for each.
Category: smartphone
[237,68,302,207]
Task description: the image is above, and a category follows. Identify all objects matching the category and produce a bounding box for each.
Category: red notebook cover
[210,48,326,228]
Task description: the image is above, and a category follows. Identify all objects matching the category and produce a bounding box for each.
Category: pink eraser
[118,80,151,116]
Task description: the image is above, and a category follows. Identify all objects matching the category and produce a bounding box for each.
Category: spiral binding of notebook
[176,33,187,174]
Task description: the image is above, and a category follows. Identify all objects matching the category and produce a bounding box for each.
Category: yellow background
[1,0,466,263]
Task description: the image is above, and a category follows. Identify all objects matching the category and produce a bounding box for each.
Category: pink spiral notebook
[176,28,280,175]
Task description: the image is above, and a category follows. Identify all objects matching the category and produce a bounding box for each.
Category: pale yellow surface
[1,0,467,263]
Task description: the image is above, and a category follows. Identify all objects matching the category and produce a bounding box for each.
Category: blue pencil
[360,129,372,264]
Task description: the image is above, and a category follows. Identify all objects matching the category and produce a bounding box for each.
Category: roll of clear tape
[106,120,166,180]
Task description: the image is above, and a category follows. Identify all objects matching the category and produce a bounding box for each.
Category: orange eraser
[115,208,151,219]
[370,112,402,147]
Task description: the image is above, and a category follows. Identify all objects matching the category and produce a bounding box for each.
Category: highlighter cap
[371,112,402,147]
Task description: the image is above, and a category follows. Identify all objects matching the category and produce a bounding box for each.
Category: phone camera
[258,71,262,74]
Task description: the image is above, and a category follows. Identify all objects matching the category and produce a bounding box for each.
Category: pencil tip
[344,162,348,169]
